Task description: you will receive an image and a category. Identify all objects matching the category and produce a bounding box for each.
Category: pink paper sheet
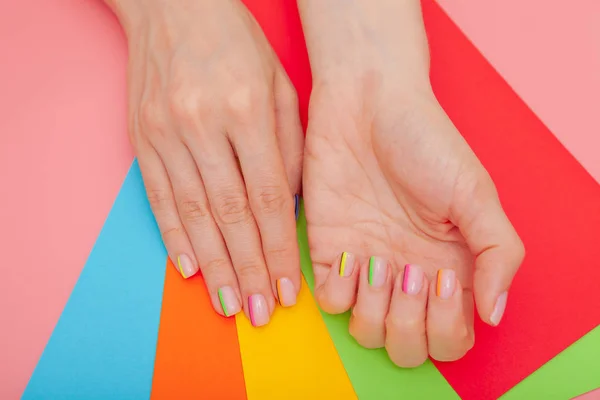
[0,1,132,398]
[437,0,600,183]
[575,388,600,400]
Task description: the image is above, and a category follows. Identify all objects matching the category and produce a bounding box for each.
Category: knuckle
[179,195,211,223]
[253,185,288,216]
[235,260,264,281]
[213,192,252,226]
[160,226,182,240]
[348,316,384,349]
[265,244,293,262]
[316,291,346,315]
[353,307,383,327]
[227,84,268,121]
[139,101,167,133]
[385,314,424,335]
[202,258,231,277]
[146,188,171,212]
[168,88,202,123]
[428,326,472,362]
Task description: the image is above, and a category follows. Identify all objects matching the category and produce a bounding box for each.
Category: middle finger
[189,125,275,327]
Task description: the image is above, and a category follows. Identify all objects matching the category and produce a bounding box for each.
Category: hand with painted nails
[105,0,304,325]
[298,0,524,366]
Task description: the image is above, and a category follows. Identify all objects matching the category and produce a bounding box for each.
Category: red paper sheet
[244,0,600,399]
[425,1,600,398]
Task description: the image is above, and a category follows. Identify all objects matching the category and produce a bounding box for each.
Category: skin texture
[106,0,525,365]
[108,0,304,324]
[298,0,524,366]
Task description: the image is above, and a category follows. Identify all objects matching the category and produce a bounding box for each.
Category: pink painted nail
[339,252,355,277]
[176,254,198,279]
[276,278,297,307]
[368,257,387,287]
[490,291,508,326]
[248,294,269,327]
[217,286,241,317]
[436,269,456,299]
[402,264,424,295]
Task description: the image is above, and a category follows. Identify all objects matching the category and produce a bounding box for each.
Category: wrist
[298,0,430,89]
[104,0,150,34]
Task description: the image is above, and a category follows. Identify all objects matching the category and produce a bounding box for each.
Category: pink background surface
[437,0,600,184]
[575,388,600,400]
[0,0,598,399]
[0,1,132,398]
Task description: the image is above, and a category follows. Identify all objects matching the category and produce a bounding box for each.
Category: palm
[303,90,479,290]
[303,87,523,364]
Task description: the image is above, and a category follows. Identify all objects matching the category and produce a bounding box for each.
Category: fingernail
[294,194,300,221]
[490,291,508,326]
[402,264,424,295]
[176,254,198,279]
[436,269,456,299]
[276,278,297,307]
[217,286,241,317]
[368,256,387,287]
[248,294,270,327]
[339,252,355,277]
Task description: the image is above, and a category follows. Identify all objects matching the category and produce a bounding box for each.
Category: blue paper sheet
[23,161,166,400]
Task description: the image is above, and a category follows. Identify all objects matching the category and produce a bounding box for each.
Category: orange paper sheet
[150,260,247,399]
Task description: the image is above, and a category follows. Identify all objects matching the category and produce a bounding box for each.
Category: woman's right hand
[110,0,304,326]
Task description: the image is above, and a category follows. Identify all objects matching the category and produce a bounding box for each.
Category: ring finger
[154,138,243,318]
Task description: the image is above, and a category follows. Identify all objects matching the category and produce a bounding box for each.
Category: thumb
[455,173,525,326]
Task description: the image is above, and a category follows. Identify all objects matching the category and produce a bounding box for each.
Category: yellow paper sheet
[236,276,357,400]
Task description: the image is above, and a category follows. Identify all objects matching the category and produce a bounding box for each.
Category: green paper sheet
[297,202,458,400]
[502,326,600,400]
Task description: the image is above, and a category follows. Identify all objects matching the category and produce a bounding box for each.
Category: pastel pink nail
[339,252,355,277]
[436,269,456,299]
[248,294,269,327]
[368,257,387,287]
[402,264,424,295]
[490,291,508,326]
[217,286,241,317]
[276,278,297,307]
[176,254,198,279]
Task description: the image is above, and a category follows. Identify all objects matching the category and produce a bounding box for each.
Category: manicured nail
[339,252,355,277]
[402,264,424,295]
[368,257,387,287]
[436,269,456,299]
[217,286,241,317]
[176,254,198,279]
[248,294,269,327]
[276,278,297,307]
[294,194,300,221]
[490,291,508,326]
